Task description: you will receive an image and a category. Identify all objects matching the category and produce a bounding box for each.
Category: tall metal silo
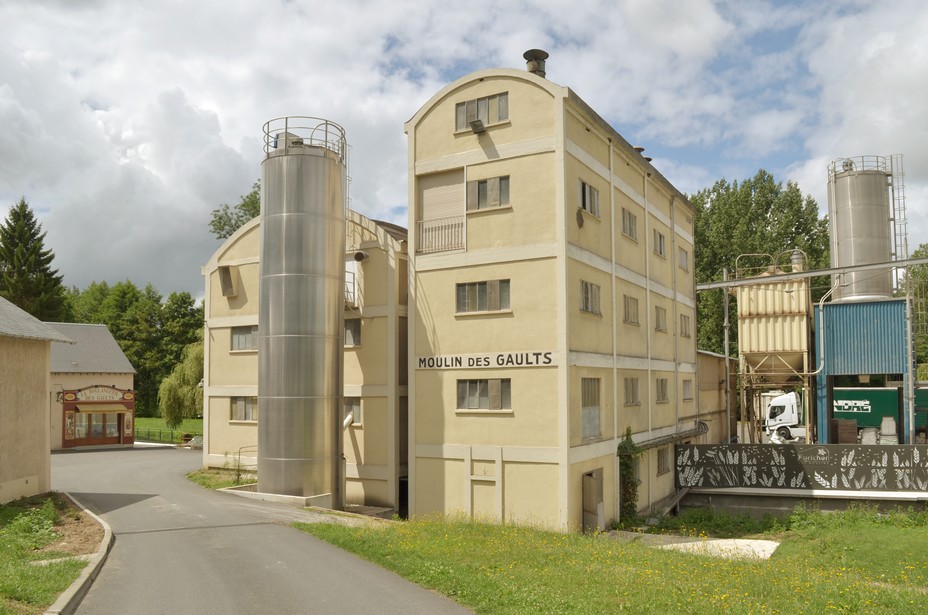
[257,117,347,503]
[827,156,893,302]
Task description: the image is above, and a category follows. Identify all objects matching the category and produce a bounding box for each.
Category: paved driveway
[52,446,470,615]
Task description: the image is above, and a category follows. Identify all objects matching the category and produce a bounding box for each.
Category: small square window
[231,325,258,351]
[656,377,669,403]
[231,397,258,421]
[581,377,600,438]
[580,280,601,315]
[653,229,666,257]
[345,319,361,346]
[624,377,639,406]
[622,208,638,240]
[579,180,600,217]
[658,446,671,475]
[655,306,667,332]
[345,397,361,425]
[623,295,639,325]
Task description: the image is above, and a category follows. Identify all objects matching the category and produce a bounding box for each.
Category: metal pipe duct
[257,117,347,503]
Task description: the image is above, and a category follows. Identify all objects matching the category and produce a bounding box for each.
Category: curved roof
[404,67,564,131]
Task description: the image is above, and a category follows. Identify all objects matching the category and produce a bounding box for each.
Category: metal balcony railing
[417,215,465,253]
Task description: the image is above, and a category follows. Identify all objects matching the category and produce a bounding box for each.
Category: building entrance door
[82,412,122,446]
[582,468,604,533]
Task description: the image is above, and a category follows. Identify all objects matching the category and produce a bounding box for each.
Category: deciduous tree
[691,170,829,355]
[158,339,204,428]
[209,180,260,239]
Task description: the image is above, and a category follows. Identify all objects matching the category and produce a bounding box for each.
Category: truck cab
[764,391,806,441]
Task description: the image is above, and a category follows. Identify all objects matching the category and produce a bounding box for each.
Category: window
[456,280,510,313]
[579,180,600,217]
[345,397,361,425]
[580,280,601,315]
[623,295,639,325]
[655,306,667,332]
[678,247,689,272]
[658,446,670,475]
[345,319,361,346]
[680,314,691,338]
[656,377,669,403]
[653,229,666,257]
[457,379,511,410]
[624,377,640,405]
[466,176,510,210]
[455,92,509,131]
[581,378,600,439]
[622,208,637,240]
[683,379,693,400]
[231,397,258,421]
[231,325,258,351]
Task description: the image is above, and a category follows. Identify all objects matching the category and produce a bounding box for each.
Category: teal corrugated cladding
[817,299,907,374]
[814,299,911,442]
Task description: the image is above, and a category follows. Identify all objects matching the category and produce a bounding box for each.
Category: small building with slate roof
[0,297,72,504]
[47,323,136,450]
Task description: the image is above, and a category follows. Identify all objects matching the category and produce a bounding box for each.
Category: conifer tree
[0,198,67,320]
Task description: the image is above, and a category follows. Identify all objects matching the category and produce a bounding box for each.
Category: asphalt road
[52,446,471,615]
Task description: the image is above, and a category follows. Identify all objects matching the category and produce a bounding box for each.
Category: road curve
[52,447,470,615]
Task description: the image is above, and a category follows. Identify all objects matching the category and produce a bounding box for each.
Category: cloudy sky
[2,0,927,298]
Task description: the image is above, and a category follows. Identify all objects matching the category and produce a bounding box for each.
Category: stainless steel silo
[257,117,347,503]
[827,156,893,302]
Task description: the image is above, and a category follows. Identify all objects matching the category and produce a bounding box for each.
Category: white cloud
[1,0,927,298]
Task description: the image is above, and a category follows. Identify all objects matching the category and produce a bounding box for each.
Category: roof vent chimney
[523,49,549,78]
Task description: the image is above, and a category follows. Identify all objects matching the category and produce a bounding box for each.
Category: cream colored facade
[202,210,408,510]
[406,66,700,531]
[0,335,53,503]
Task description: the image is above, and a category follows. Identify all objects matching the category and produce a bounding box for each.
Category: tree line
[0,197,202,419]
[4,169,926,426]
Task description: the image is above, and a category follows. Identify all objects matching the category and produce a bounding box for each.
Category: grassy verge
[295,505,928,614]
[134,417,202,444]
[187,467,255,490]
[0,494,86,614]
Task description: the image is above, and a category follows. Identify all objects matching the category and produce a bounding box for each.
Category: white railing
[345,270,357,306]
[417,216,465,253]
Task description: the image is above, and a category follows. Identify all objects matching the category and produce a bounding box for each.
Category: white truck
[763,391,807,441]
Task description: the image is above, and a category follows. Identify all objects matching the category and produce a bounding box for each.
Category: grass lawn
[134,417,202,443]
[296,505,928,614]
[0,494,86,614]
[187,467,255,490]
